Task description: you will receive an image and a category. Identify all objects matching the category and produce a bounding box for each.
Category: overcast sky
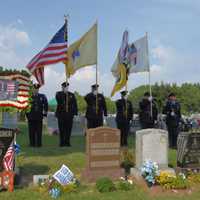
[0,0,199,100]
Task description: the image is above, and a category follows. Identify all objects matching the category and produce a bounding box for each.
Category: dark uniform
[139,92,158,129]
[116,91,133,146]
[26,84,48,147]
[55,82,78,147]
[163,93,181,148]
[85,84,107,129]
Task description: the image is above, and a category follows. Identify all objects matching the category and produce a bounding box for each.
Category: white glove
[103,116,107,126]
[148,96,153,101]
[171,111,175,116]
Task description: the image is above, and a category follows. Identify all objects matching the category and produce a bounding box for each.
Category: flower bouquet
[140,160,159,187]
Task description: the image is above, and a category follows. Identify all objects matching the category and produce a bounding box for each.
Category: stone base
[160,167,176,175]
[81,168,124,183]
[130,168,143,181]
[130,167,176,180]
[14,167,21,185]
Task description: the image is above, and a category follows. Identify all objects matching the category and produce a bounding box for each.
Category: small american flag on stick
[3,141,15,171]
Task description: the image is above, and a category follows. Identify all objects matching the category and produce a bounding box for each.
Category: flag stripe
[26,22,68,85]
[3,141,15,171]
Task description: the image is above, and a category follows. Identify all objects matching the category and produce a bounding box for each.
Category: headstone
[47,113,85,136]
[82,126,124,182]
[0,128,15,171]
[47,112,59,135]
[33,175,50,185]
[177,132,200,168]
[131,128,174,179]
[106,116,116,128]
[2,112,18,129]
[72,115,85,136]
[135,128,168,169]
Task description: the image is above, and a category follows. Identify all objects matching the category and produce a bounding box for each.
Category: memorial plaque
[0,128,15,171]
[177,132,200,168]
[2,112,18,129]
[135,128,168,169]
[82,126,124,182]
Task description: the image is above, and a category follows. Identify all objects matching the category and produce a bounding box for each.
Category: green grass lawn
[0,123,200,200]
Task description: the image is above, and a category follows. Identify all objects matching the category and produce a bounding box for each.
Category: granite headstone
[82,126,124,182]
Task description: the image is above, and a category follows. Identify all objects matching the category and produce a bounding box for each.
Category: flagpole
[125,80,128,119]
[146,32,153,117]
[64,15,69,112]
[96,21,98,115]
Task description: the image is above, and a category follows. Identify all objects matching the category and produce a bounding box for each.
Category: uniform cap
[144,92,150,97]
[120,91,128,96]
[168,92,176,97]
[33,83,41,89]
[91,84,99,89]
[61,82,69,87]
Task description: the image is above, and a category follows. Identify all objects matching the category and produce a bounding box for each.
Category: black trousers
[57,116,73,146]
[167,125,179,148]
[87,118,103,129]
[116,120,130,146]
[28,120,43,147]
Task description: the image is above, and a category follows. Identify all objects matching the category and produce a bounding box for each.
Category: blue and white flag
[128,35,150,73]
[53,164,74,185]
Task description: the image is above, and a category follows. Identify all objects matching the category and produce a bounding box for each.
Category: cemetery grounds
[0,122,200,200]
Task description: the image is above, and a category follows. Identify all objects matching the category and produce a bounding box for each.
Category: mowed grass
[0,123,200,200]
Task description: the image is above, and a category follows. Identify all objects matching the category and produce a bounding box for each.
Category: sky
[0,0,199,100]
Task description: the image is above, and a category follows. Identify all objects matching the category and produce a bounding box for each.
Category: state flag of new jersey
[65,23,97,77]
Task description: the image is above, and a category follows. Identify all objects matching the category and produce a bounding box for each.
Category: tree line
[49,82,200,115]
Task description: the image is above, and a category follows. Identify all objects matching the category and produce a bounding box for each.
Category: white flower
[128,180,133,185]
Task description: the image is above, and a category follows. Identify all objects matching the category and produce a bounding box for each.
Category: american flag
[3,141,15,171]
[26,20,68,85]
[7,81,16,93]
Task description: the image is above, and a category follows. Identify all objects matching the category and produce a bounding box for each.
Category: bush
[156,172,189,189]
[187,172,200,185]
[120,149,135,174]
[96,177,116,193]
[117,180,133,191]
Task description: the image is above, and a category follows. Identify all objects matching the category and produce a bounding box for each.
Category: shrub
[120,149,135,174]
[96,177,116,193]
[187,172,200,185]
[156,172,189,189]
[117,180,133,191]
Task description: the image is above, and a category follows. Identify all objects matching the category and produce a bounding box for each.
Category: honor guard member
[26,84,48,147]
[139,92,158,129]
[55,82,78,147]
[84,84,107,128]
[163,93,181,148]
[115,91,133,146]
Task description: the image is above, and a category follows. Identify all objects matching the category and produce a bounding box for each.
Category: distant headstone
[82,127,124,182]
[47,113,85,136]
[135,128,168,169]
[0,128,15,171]
[177,132,200,168]
[72,115,85,136]
[47,112,59,135]
[2,112,18,129]
[106,116,116,128]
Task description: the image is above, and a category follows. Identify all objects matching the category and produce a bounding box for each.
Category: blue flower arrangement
[140,160,159,187]
[49,188,61,199]
[14,143,21,155]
